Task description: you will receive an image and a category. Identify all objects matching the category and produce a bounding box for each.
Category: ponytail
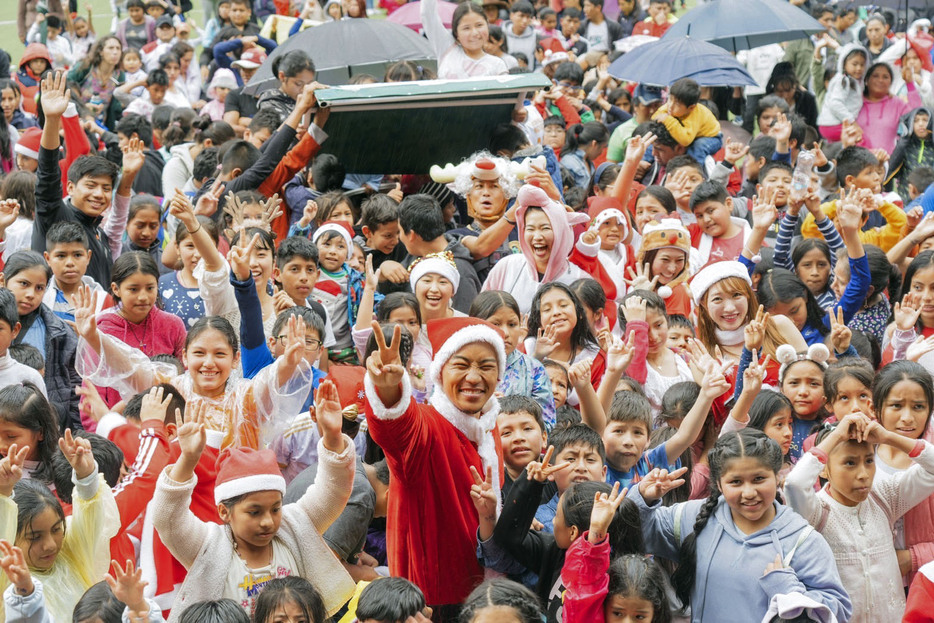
[562,121,609,153]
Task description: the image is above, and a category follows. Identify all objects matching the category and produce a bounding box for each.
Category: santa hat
[587,197,631,245]
[14,127,41,161]
[690,260,751,306]
[777,343,830,383]
[408,251,461,292]
[326,365,366,423]
[427,317,507,390]
[312,220,354,251]
[542,49,569,67]
[638,218,691,298]
[214,447,286,505]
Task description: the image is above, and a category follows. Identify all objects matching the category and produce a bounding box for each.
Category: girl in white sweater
[151,380,357,622]
[784,411,934,623]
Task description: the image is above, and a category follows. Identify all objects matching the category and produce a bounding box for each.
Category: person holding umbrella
[421,0,508,79]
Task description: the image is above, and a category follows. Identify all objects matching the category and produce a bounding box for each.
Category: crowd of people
[5,0,934,621]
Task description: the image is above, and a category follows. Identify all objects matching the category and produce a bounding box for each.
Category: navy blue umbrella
[607,36,757,87]
[662,0,826,52]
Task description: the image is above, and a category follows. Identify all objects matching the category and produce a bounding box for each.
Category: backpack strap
[783,525,814,568]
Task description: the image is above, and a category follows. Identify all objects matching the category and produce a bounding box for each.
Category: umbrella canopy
[608,36,757,87]
[243,19,436,94]
[386,0,457,31]
[662,0,825,52]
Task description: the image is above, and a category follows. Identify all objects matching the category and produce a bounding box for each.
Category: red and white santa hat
[690,260,751,306]
[14,127,41,161]
[427,317,506,390]
[312,220,354,251]
[214,447,286,505]
[326,365,366,423]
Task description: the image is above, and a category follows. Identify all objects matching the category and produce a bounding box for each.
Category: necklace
[119,308,150,350]
[231,528,273,569]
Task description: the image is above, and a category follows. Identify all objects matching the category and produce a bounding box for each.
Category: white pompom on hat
[690,260,752,306]
[214,447,286,506]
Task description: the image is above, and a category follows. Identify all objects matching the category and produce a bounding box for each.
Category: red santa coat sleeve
[561,533,610,623]
[623,320,649,385]
[364,374,488,606]
[904,562,934,622]
[59,107,91,197]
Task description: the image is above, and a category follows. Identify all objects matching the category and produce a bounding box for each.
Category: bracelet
[909,439,926,459]
[186,222,202,235]
[503,215,516,225]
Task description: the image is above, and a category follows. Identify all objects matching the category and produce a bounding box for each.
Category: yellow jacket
[652,102,721,147]
[800,199,907,252]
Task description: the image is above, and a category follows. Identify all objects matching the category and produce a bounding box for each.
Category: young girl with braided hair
[627,428,852,623]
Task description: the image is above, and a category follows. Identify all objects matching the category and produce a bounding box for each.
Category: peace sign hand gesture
[0,445,28,497]
[589,481,627,543]
[638,466,688,502]
[828,306,851,354]
[744,305,769,352]
[228,229,259,282]
[0,541,32,596]
[59,429,95,480]
[366,321,407,393]
[526,445,571,483]
[469,465,498,522]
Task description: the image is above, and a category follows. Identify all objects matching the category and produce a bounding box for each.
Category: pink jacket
[857,86,921,154]
[561,533,609,623]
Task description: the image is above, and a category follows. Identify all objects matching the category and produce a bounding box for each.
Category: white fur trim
[95,412,127,440]
[363,372,413,421]
[205,429,225,449]
[428,325,507,390]
[408,256,461,292]
[214,473,286,505]
[691,260,752,305]
[13,143,38,160]
[312,222,353,251]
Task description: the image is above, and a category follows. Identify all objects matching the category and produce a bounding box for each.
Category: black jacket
[132,149,166,198]
[33,146,116,285]
[15,305,82,432]
[493,471,566,623]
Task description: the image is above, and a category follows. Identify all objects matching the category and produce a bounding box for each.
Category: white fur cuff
[364,372,412,421]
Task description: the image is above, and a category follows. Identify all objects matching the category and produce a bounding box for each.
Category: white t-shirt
[225,539,298,616]
[588,20,610,52]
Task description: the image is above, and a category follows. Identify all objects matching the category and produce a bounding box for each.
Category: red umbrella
[386,0,457,31]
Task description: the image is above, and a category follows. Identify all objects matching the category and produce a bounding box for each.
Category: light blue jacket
[628,487,852,623]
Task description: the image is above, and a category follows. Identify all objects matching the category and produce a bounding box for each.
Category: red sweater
[366,385,503,606]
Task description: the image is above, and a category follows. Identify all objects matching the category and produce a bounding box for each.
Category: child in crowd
[688,181,750,268]
[159,217,213,330]
[312,221,365,364]
[651,78,721,162]
[41,223,110,322]
[496,395,548,494]
[27,15,74,70]
[817,44,868,141]
[122,195,169,274]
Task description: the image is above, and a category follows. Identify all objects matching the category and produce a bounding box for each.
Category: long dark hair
[451,1,488,45]
[82,35,123,71]
[14,478,65,544]
[185,316,239,355]
[526,282,599,353]
[469,290,520,322]
[670,429,783,607]
[563,122,610,154]
[791,238,833,294]
[0,383,60,481]
[73,582,124,623]
[871,360,934,428]
[898,250,934,318]
[561,480,644,555]
[757,268,829,336]
[747,391,793,441]
[607,555,673,623]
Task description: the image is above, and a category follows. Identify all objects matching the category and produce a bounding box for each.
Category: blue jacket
[628,487,851,623]
[214,36,277,87]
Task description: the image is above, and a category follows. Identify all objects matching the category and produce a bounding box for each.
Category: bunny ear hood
[515,185,587,283]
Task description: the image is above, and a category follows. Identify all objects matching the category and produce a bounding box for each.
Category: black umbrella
[243,19,436,94]
[662,0,826,52]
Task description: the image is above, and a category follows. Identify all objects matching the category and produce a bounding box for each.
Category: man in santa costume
[364,317,506,620]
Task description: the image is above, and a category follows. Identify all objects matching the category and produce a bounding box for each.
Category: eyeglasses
[274,336,323,351]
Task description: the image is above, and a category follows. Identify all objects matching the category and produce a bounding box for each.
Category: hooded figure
[816,42,869,137]
[877,21,934,109]
[888,107,934,204]
[482,184,615,315]
[15,43,52,116]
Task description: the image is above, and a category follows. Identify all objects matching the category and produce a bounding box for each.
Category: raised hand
[0,199,21,234]
[227,229,259,282]
[298,199,318,227]
[664,168,691,205]
[311,379,346,452]
[836,187,865,232]
[105,560,149,615]
[59,429,95,480]
[723,136,749,165]
[0,541,32,596]
[73,284,99,344]
[469,465,498,522]
[258,194,284,230]
[625,263,658,293]
[121,137,146,176]
[169,189,199,229]
[581,228,599,246]
[638,466,688,502]
[139,385,173,423]
[567,358,594,392]
[742,349,770,396]
[769,112,792,144]
[175,403,207,460]
[526,445,571,483]
[622,294,647,323]
[894,292,922,331]
[533,323,560,360]
[907,333,934,362]
[0,445,28,497]
[606,332,636,375]
[828,306,851,354]
[906,205,924,231]
[365,321,406,390]
[624,132,657,164]
[911,213,934,246]
[76,380,112,423]
[744,305,769,352]
[589,481,627,543]
[686,337,716,372]
[282,314,307,369]
[39,71,70,118]
[751,185,778,231]
[194,180,225,217]
[700,359,733,401]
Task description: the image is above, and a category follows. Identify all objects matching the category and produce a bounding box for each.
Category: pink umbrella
[386,0,457,31]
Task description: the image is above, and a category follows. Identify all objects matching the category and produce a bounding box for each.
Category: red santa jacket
[905,561,934,622]
[366,378,504,606]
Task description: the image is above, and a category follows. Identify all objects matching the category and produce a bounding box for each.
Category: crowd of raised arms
[8,0,934,621]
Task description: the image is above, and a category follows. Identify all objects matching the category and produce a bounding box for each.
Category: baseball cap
[155,15,175,28]
[232,48,267,69]
[634,84,663,105]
